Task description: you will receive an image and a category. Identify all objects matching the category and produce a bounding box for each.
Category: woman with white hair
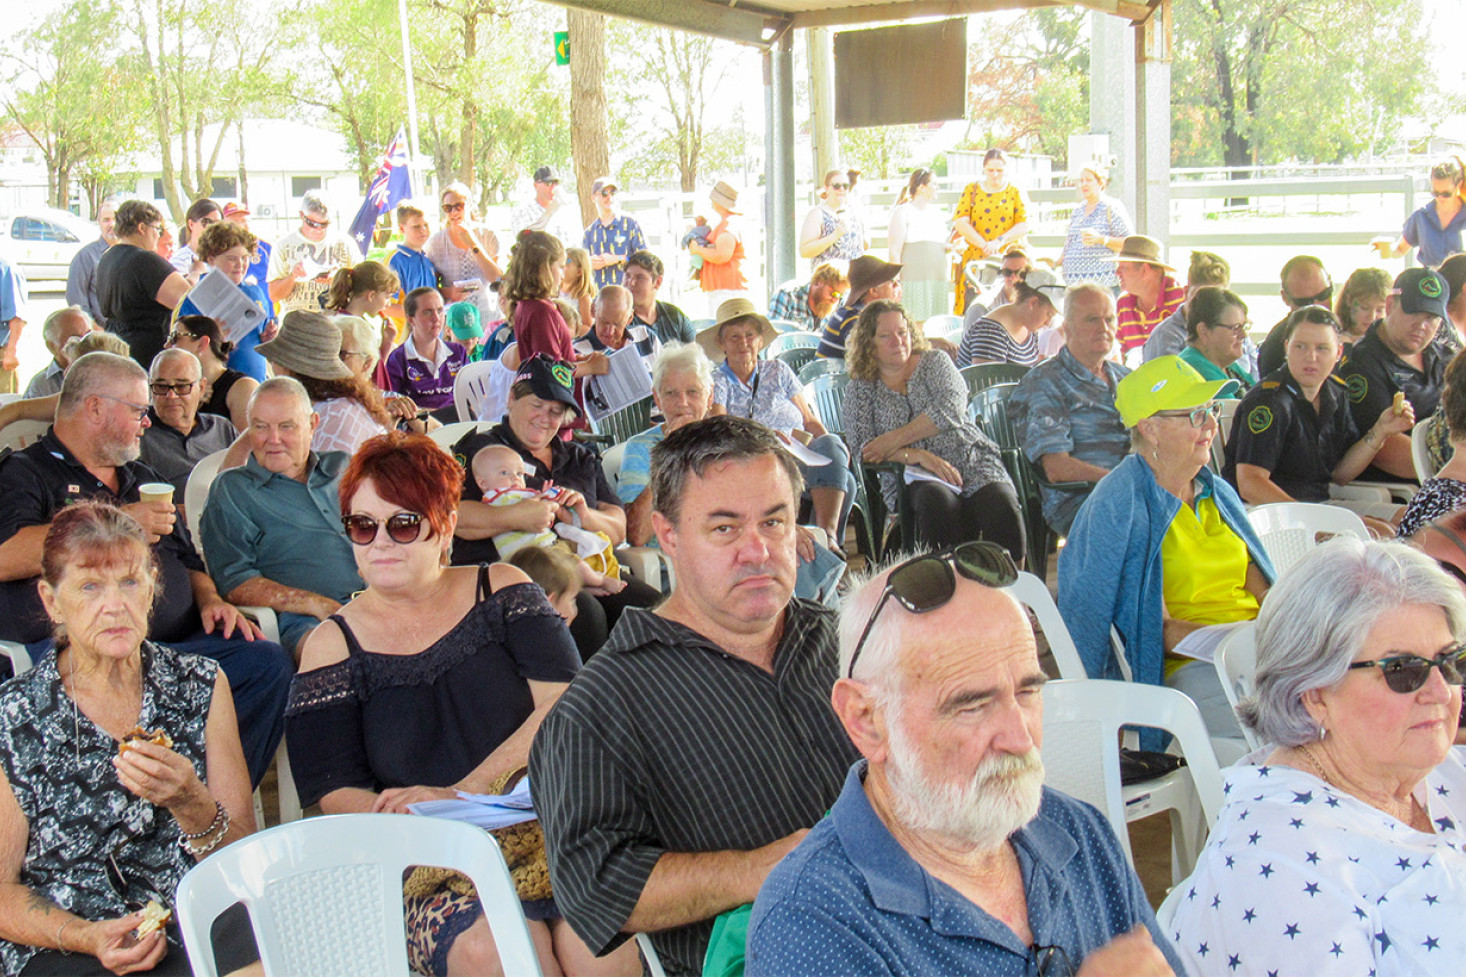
[1168,537,1466,976]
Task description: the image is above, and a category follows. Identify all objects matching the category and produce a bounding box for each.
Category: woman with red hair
[285,432,637,977]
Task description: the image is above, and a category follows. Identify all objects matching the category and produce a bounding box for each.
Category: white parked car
[0,208,99,282]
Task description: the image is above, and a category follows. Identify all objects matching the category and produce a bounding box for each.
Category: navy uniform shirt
[1223,366,1359,502]
[817,298,866,359]
[1337,320,1448,481]
[0,430,205,644]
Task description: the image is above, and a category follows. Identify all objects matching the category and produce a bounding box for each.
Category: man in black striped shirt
[530,416,858,975]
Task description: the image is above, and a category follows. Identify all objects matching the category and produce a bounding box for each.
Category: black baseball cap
[534,166,560,184]
[513,354,578,414]
[1392,268,1450,321]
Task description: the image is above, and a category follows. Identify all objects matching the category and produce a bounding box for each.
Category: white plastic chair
[923,313,963,337]
[1212,622,1261,751]
[175,813,542,977]
[637,934,668,977]
[0,392,23,406]
[452,358,498,423]
[1002,572,1086,680]
[1413,412,1440,482]
[427,420,490,451]
[1041,679,1225,882]
[0,419,50,452]
[601,442,673,592]
[1246,501,1369,575]
[1,641,32,676]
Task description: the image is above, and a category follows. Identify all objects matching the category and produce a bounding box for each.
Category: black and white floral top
[0,643,215,975]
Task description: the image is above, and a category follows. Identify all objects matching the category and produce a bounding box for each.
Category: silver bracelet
[55,917,75,955]
[179,799,226,840]
[178,800,231,855]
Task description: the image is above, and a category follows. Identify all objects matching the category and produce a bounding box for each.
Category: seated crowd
[4,187,1466,977]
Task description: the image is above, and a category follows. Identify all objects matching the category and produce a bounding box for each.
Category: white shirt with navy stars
[1169,748,1466,976]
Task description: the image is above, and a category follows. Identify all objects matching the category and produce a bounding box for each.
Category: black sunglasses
[342,512,425,546]
[1032,944,1074,977]
[1289,285,1333,307]
[846,541,1018,679]
[1347,645,1466,694]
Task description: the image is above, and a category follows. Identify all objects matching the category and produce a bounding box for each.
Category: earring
[1318,724,1327,741]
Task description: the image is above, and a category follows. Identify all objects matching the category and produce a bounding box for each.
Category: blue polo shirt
[1008,346,1132,533]
[582,215,647,289]
[389,245,441,294]
[1403,200,1466,269]
[817,298,866,359]
[747,762,1186,977]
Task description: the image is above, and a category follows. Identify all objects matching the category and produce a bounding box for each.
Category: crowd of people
[0,152,1464,977]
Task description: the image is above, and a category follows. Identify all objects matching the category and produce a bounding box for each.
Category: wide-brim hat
[1103,234,1173,271]
[512,354,578,414]
[710,181,741,214]
[696,298,778,360]
[848,254,902,298]
[1115,355,1238,427]
[1392,267,1450,321]
[256,311,352,381]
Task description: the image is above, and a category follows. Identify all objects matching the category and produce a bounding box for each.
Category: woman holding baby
[0,502,256,975]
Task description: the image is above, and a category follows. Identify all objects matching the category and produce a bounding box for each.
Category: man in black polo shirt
[1255,255,1333,377]
[530,416,859,976]
[1338,267,1451,482]
[0,351,291,786]
[138,348,236,495]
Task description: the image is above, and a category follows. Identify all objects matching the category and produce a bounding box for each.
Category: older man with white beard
[746,542,1184,977]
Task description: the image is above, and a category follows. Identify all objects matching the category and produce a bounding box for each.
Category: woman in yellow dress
[952,148,1029,313]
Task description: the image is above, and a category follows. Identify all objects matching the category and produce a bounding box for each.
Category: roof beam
[786,0,1154,28]
[537,0,791,48]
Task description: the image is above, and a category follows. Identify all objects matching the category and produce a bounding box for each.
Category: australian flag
[348,127,412,254]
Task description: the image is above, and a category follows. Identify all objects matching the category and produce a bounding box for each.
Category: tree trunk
[568,8,610,226]
[237,119,249,207]
[459,9,479,188]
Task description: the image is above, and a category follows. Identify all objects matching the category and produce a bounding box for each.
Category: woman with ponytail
[885,167,950,322]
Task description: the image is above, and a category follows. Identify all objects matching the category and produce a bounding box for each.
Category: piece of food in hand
[1393,391,1406,415]
[118,726,173,756]
[133,900,172,938]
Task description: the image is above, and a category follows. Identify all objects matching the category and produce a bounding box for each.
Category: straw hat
[696,298,778,360]
[710,181,741,214]
[256,310,353,380]
[1103,235,1174,272]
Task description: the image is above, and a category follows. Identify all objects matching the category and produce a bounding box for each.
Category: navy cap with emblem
[1391,268,1450,322]
[513,353,579,414]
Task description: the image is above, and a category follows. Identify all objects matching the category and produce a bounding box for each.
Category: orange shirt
[699,217,747,292]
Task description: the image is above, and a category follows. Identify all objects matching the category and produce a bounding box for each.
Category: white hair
[42,306,92,350]
[249,376,314,421]
[651,342,714,393]
[1062,281,1114,321]
[149,347,201,379]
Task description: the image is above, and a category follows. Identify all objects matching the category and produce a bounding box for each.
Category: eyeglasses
[828,182,850,190]
[846,541,1018,679]
[150,380,197,397]
[1347,645,1466,694]
[342,512,425,546]
[1209,319,1251,335]
[1433,190,1458,199]
[596,189,616,197]
[1152,401,1221,427]
[145,223,164,235]
[97,394,150,422]
[442,202,466,213]
[1288,286,1333,307]
[1032,944,1074,977]
[167,330,197,345]
[1000,268,1027,279]
[302,216,330,229]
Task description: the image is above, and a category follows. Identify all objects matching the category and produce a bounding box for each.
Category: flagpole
[397,0,427,198]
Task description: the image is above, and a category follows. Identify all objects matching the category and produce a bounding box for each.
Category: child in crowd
[508,545,582,623]
[681,216,711,280]
[471,443,625,595]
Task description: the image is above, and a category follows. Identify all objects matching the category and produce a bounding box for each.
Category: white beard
[885,716,1045,851]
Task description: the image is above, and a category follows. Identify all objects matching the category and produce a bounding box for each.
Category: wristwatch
[471,245,482,255]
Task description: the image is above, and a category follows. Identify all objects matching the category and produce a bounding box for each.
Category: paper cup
[138,483,174,505]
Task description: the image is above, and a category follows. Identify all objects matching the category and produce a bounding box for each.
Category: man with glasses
[0,352,292,786]
[530,416,859,976]
[582,176,646,289]
[768,261,849,332]
[1255,254,1334,376]
[510,164,579,246]
[200,377,362,656]
[137,348,236,495]
[746,545,1182,977]
[1338,267,1453,481]
[1141,250,1232,362]
[817,255,902,359]
[267,189,362,317]
[1111,235,1185,367]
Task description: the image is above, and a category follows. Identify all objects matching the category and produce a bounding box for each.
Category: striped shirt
[957,317,1042,368]
[529,601,859,976]
[1115,275,1185,358]
[817,299,865,359]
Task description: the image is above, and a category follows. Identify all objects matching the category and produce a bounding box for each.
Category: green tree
[1,2,148,209]
[963,9,1088,162]
[1171,0,1428,167]
[838,125,921,180]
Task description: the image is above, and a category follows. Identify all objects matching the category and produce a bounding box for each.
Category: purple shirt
[384,336,468,410]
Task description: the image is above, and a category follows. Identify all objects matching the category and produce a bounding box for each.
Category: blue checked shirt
[768,281,818,331]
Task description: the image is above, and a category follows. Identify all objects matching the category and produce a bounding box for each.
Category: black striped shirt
[529,600,859,976]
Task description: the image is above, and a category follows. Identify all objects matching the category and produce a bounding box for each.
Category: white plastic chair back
[923,313,963,336]
[0,393,23,406]
[1,641,32,675]
[0,419,50,453]
[428,420,487,451]
[452,358,498,423]
[175,813,541,977]
[184,450,228,555]
[1041,679,1225,877]
[1212,622,1261,751]
[1247,501,1368,575]
[1002,572,1086,680]
[637,934,668,977]
[1413,413,1440,482]
[601,441,673,592]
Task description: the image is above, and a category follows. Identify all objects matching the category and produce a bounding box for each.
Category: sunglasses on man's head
[1347,646,1466,694]
[342,512,425,546]
[846,541,1019,679]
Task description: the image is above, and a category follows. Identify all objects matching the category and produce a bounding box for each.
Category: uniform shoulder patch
[1260,381,1281,390]
[1345,374,1368,404]
[1247,405,1274,435]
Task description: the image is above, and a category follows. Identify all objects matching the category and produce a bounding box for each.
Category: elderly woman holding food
[0,502,255,976]
[1168,538,1466,977]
